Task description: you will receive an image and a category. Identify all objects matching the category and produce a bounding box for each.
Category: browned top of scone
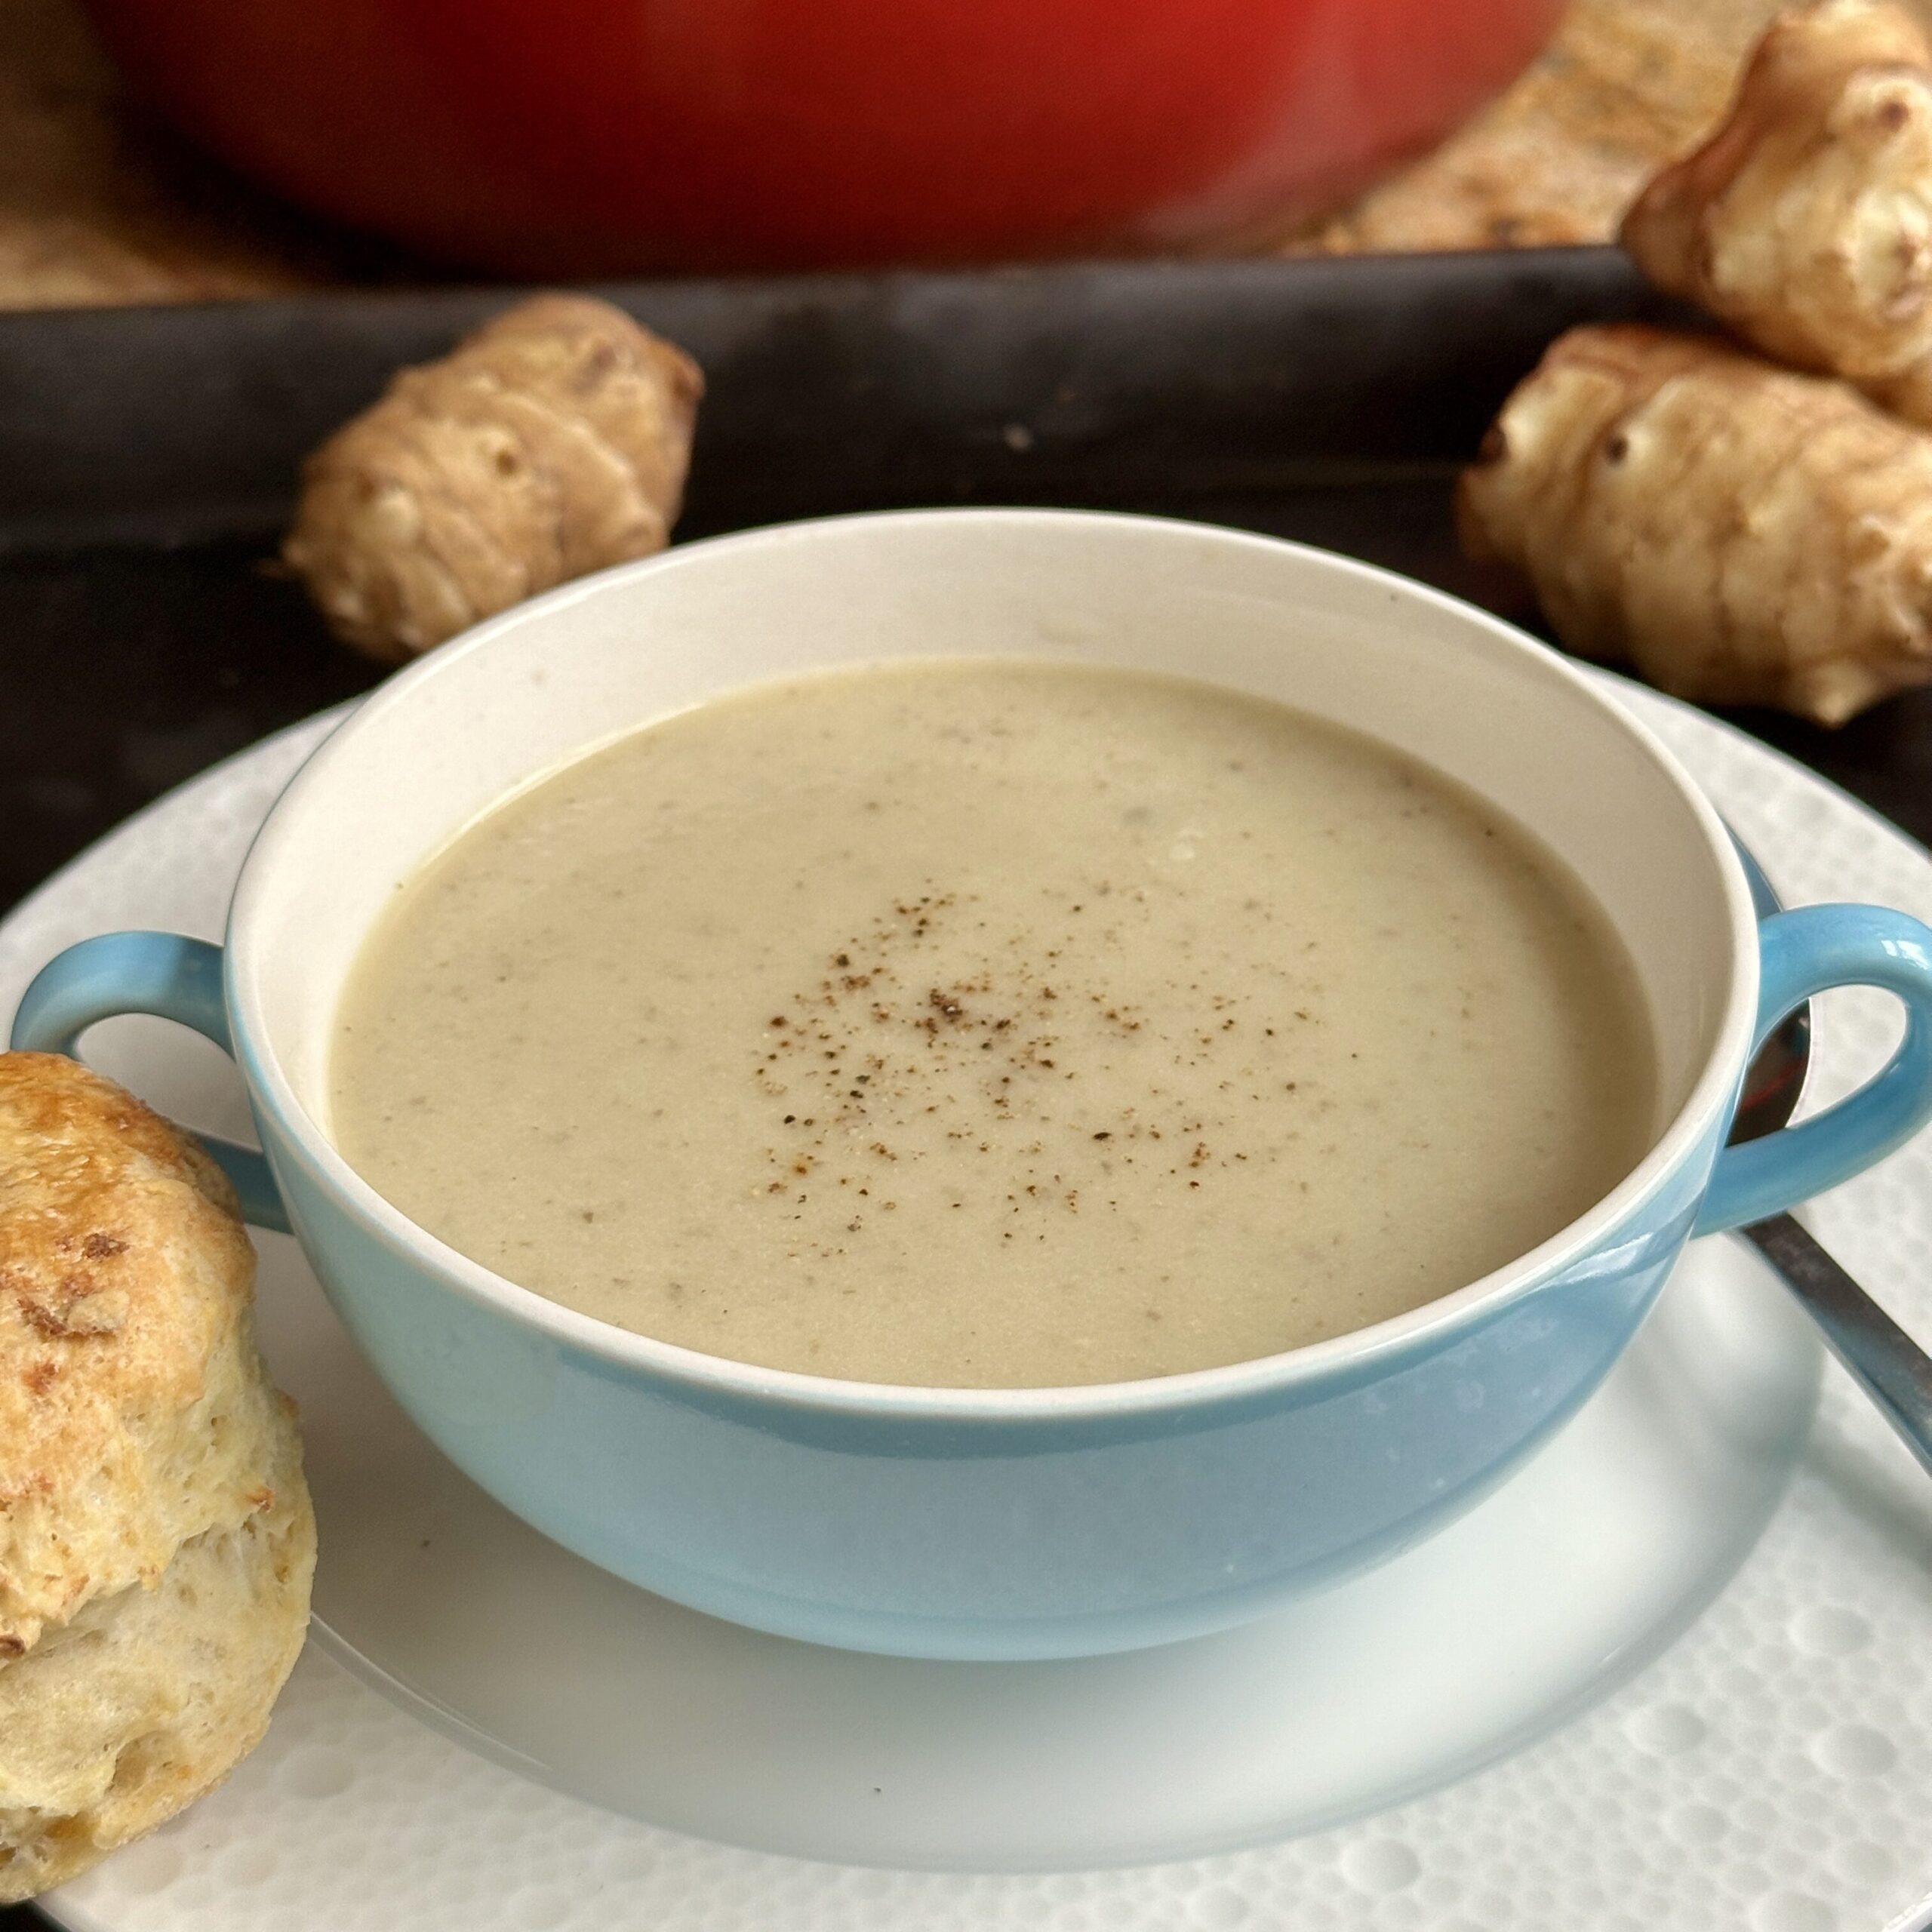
[0,1051,283,1654]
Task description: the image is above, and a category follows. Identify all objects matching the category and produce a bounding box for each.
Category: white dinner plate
[2,676,1927,1931]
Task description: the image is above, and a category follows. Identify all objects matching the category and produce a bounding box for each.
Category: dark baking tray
[6,246,1932,937]
[3,248,1930,1928]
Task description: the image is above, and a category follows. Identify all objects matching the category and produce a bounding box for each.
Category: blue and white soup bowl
[15,510,1932,1660]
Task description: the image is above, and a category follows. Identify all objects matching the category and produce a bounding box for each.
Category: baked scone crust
[1,1052,287,1647]
[0,1051,315,1900]
[0,1411,314,1900]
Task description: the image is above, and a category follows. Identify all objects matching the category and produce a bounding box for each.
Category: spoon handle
[1743,1212,1932,1476]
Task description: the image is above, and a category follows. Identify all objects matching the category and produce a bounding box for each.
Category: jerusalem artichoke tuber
[1621,1,1932,401]
[284,294,703,663]
[1457,323,1932,724]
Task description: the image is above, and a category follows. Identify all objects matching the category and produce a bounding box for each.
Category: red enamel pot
[85,0,1559,274]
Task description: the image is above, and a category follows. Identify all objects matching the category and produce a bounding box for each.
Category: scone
[0,1051,315,1902]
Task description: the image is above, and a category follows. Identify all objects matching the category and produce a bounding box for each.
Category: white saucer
[4,679,1930,1930]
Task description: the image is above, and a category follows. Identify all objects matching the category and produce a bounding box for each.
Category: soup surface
[331,661,1655,1386]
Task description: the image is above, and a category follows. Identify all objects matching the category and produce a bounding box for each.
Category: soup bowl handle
[10,930,291,1233]
[1697,903,1932,1236]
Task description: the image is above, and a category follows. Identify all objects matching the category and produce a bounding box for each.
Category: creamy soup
[331,661,1655,1387]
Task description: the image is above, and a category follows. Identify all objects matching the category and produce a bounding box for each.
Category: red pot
[86,0,1561,275]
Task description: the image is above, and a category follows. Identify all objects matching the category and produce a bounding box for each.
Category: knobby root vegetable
[1457,323,1932,724]
[1622,1,1932,405]
[284,294,703,663]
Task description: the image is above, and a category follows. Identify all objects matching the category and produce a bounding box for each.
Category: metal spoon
[1730,841,1932,1475]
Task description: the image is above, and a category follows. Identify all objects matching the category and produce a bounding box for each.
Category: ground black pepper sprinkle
[741,867,1319,1261]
